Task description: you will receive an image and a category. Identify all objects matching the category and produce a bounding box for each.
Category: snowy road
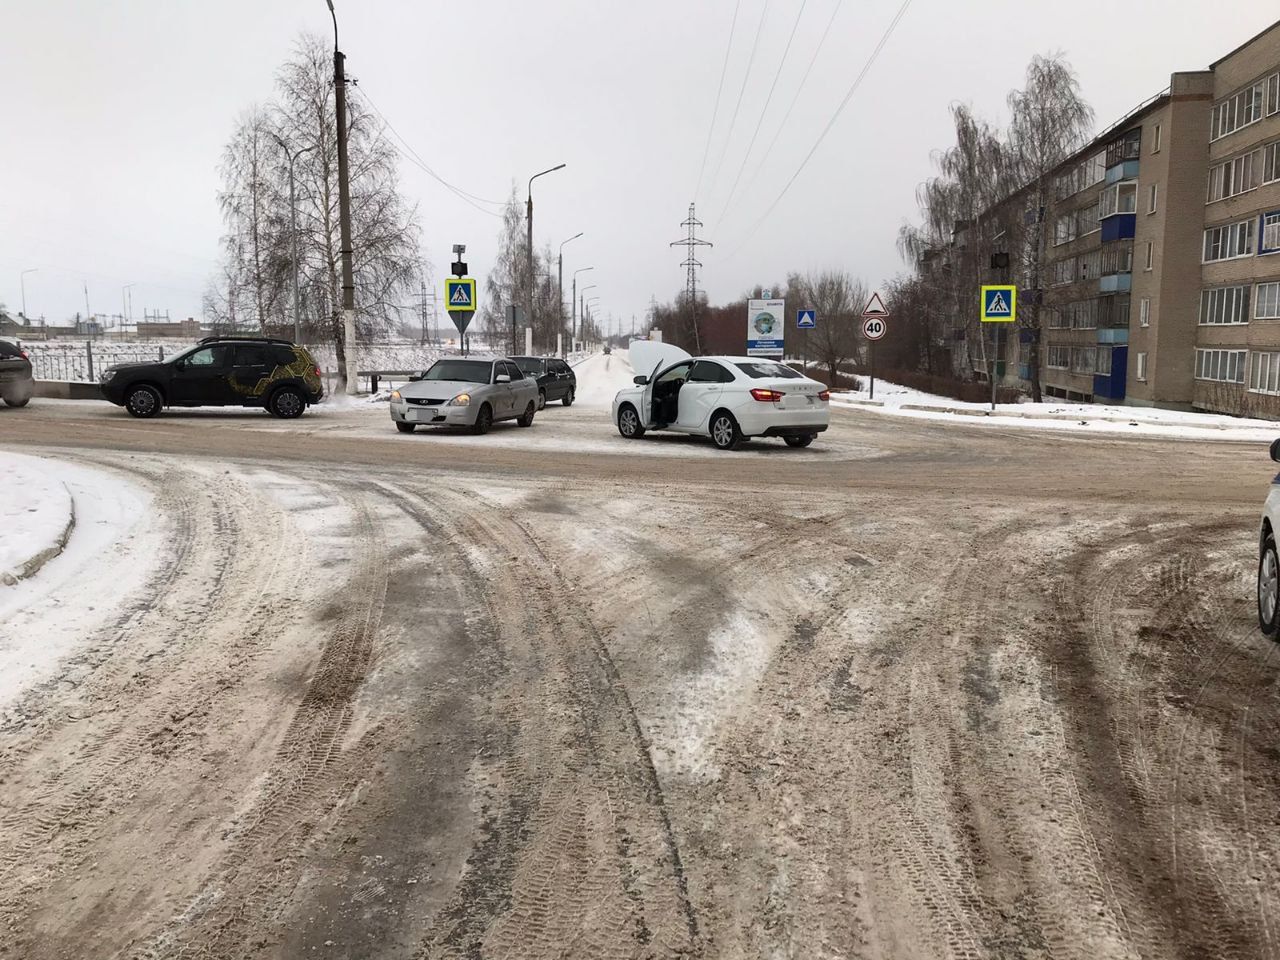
[2,356,1280,959]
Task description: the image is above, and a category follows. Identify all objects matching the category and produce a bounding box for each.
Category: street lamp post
[19,269,37,322]
[572,268,594,347]
[558,232,583,357]
[525,163,566,355]
[326,0,358,394]
[585,295,601,349]
[273,134,318,343]
[579,284,597,350]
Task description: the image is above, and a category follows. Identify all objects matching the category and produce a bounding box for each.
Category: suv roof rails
[198,335,297,346]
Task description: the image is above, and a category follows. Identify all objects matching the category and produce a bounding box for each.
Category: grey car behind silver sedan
[390,357,540,435]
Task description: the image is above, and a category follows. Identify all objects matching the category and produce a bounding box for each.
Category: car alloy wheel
[538,390,546,410]
[618,405,643,438]
[562,388,574,407]
[711,412,740,450]
[126,385,161,418]
[473,403,493,435]
[1260,535,1279,636]
[518,401,536,427]
[271,388,304,419]
[784,435,814,448]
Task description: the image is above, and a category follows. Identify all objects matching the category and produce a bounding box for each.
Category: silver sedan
[389,357,539,435]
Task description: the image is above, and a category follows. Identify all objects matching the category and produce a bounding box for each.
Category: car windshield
[512,357,546,376]
[421,359,492,383]
[734,362,803,379]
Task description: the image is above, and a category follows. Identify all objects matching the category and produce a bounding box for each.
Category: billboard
[746,298,785,357]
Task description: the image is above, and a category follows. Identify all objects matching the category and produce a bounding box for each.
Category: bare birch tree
[1006,54,1094,400]
[208,33,423,383]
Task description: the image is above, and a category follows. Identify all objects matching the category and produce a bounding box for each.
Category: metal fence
[24,343,175,383]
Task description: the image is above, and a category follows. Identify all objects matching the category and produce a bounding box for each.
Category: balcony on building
[1099,240,1134,294]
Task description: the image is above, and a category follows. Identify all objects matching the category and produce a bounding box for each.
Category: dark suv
[0,340,34,407]
[100,336,324,419]
[510,356,576,409]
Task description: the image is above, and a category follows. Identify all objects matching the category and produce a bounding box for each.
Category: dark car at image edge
[100,336,324,419]
[0,339,34,407]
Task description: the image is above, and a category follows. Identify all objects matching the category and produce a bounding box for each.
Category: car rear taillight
[314,367,321,377]
[818,389,830,401]
[750,388,785,402]
[20,350,29,360]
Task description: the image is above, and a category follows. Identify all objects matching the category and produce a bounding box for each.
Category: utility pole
[327,0,358,394]
[558,232,582,358]
[420,279,428,343]
[670,203,712,353]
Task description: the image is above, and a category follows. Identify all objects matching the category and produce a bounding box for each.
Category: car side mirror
[633,375,648,386]
[495,374,511,383]
[1271,438,1280,463]
[409,372,424,382]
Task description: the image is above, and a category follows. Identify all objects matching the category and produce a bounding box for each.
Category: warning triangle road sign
[450,285,471,305]
[987,291,1009,314]
[862,292,888,318]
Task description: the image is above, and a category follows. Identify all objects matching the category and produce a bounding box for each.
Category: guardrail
[23,343,171,382]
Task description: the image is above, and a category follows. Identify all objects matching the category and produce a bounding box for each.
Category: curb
[1,486,76,587]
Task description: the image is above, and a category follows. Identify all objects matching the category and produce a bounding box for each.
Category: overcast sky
[2,0,1277,335]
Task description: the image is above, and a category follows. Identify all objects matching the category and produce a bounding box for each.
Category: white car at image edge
[612,340,830,451]
[1260,437,1280,635]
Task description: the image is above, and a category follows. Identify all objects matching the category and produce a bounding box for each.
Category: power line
[726,0,913,258]
[693,0,743,202]
[704,0,771,201]
[358,84,506,219]
[731,0,845,219]
[712,0,809,229]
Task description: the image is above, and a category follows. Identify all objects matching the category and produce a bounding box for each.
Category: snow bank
[0,455,153,709]
[0,455,75,583]
[830,378,1280,443]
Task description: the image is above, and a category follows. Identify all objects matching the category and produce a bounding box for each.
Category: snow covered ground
[831,377,1280,443]
[0,454,154,709]
[571,350,636,407]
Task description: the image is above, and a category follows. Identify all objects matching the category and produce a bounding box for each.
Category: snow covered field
[832,377,1280,442]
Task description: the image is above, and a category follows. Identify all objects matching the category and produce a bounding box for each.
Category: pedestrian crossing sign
[981,285,1016,323]
[446,278,476,313]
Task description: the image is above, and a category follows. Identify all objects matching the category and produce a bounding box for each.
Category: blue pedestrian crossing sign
[797,309,817,329]
[446,277,476,313]
[981,285,1016,323]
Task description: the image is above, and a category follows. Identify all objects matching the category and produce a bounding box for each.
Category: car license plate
[806,395,815,405]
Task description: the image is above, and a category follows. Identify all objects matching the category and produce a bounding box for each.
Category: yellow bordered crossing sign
[981,285,1016,323]
[446,277,476,312]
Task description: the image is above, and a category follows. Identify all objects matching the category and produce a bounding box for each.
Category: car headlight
[390,389,401,399]
[448,393,471,407]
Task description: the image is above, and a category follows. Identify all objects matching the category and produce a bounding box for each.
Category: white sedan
[612,341,829,451]
[1260,438,1280,634]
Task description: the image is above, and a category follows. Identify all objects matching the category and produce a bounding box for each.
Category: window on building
[1200,285,1251,325]
[1145,241,1154,270]
[1207,151,1261,202]
[1211,82,1266,141]
[1079,202,1101,237]
[1096,347,1113,376]
[1263,212,1280,255]
[1203,219,1256,262]
[1270,73,1280,117]
[1148,183,1158,214]
[1136,352,1148,381]
[1063,299,1099,330]
[1071,346,1097,374]
[1258,282,1280,320]
[1251,352,1280,395]
[1053,213,1077,246]
[1140,298,1151,327]
[1153,124,1162,153]
[1196,348,1247,383]
[1099,183,1136,218]
[1267,142,1280,184]
[1101,243,1133,276]
[1047,345,1070,368]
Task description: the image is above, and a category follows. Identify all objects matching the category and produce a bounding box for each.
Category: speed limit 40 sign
[862,316,887,341]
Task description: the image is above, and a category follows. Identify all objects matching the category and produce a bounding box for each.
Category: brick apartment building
[962,20,1280,415]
